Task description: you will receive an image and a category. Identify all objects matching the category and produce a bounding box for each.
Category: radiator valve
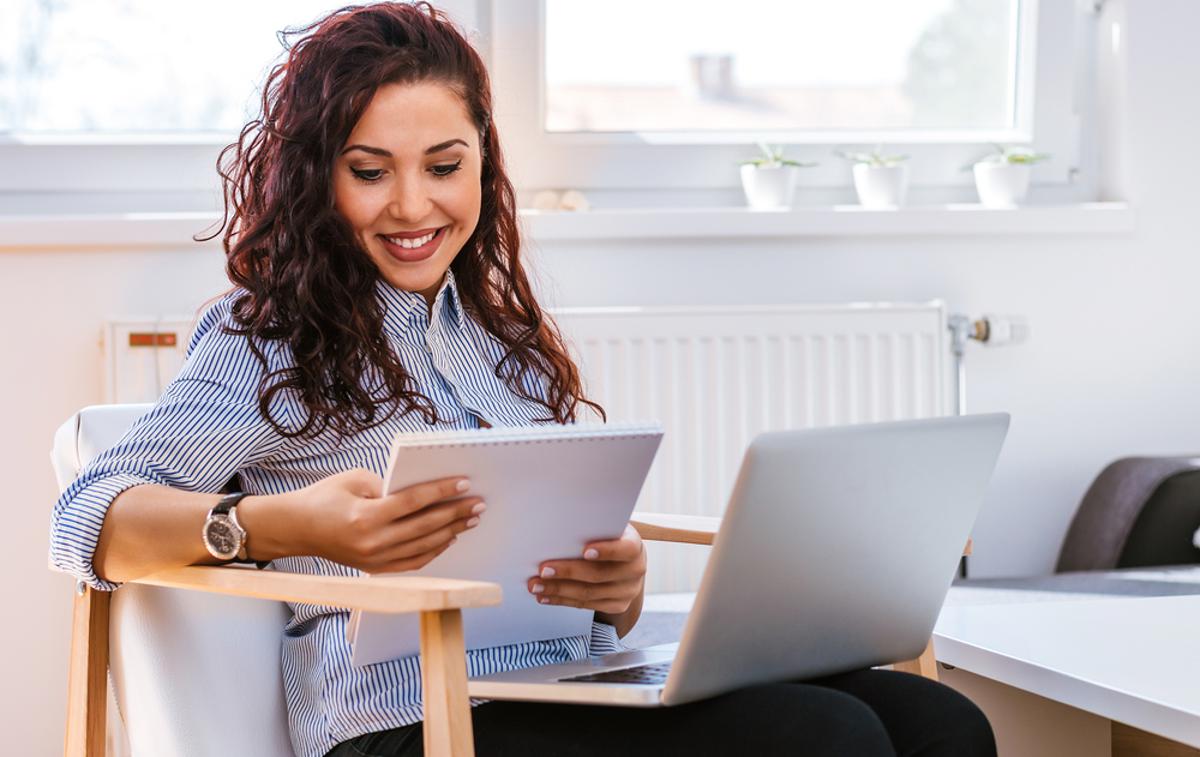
[974,314,1031,347]
[950,313,1030,354]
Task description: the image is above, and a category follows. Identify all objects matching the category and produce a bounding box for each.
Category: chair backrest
[54,405,295,757]
[1057,456,1200,573]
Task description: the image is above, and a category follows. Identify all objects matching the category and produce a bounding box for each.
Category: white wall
[1,248,229,753]
[4,0,1197,752]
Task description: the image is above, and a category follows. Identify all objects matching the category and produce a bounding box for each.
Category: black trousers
[325,669,996,757]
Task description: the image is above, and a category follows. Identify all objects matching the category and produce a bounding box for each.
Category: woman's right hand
[278,469,484,573]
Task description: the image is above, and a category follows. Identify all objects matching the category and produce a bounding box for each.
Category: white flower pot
[852,163,909,208]
[973,162,1032,207]
[740,164,800,210]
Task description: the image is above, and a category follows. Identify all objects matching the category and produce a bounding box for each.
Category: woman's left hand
[528,524,646,616]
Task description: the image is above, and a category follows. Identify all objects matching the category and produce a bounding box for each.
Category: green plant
[835,145,909,168]
[973,144,1051,167]
[740,142,818,168]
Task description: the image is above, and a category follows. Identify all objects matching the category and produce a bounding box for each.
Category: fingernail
[531,582,544,594]
[457,479,471,492]
[540,566,556,579]
[466,517,480,528]
[539,597,550,604]
[583,548,599,560]
[471,502,487,515]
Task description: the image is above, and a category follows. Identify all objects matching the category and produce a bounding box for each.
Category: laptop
[468,413,1010,707]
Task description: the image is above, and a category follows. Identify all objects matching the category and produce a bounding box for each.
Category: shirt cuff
[49,472,159,592]
[589,619,626,657]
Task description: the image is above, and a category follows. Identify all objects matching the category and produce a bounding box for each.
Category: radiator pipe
[947,315,975,417]
[946,313,1030,578]
[948,313,1030,416]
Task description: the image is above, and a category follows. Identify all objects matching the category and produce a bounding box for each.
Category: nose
[386,173,433,224]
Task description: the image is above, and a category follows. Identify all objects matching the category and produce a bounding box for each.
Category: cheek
[332,178,374,233]
[445,177,482,227]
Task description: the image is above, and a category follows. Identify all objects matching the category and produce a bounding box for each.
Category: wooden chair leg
[65,584,110,757]
[893,638,939,681]
[420,609,475,757]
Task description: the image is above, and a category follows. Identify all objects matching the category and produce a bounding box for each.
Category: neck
[417,273,447,315]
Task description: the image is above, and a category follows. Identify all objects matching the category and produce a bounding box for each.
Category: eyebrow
[341,138,469,157]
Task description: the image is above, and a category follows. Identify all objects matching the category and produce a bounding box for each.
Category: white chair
[52,404,940,756]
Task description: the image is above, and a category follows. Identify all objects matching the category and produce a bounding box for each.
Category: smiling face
[332,80,482,303]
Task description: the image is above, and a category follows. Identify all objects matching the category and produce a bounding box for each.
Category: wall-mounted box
[103,317,194,403]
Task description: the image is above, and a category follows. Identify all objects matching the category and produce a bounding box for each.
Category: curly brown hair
[199,2,602,439]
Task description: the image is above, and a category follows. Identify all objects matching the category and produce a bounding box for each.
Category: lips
[378,226,447,263]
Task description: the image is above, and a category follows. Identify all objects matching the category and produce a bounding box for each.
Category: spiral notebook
[347,421,664,667]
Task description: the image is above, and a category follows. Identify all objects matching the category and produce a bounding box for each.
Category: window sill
[520,202,1135,241]
[0,202,1134,250]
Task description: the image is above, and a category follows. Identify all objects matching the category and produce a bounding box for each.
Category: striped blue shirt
[49,271,623,757]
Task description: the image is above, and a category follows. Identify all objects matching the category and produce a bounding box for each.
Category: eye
[350,167,384,183]
[430,159,463,178]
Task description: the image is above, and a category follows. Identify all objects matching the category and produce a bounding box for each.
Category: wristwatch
[202,492,250,562]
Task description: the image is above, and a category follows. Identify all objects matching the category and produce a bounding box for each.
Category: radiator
[552,303,953,593]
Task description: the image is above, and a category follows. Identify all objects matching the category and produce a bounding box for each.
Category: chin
[374,260,448,297]
[381,270,440,292]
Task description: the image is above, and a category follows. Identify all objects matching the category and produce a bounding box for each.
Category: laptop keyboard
[560,661,673,685]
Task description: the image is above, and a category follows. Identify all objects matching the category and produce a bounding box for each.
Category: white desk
[935,589,1200,749]
[643,576,1200,753]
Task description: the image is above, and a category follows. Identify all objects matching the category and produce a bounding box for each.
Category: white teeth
[386,230,437,248]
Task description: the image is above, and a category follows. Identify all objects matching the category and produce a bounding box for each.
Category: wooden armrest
[129,565,501,614]
[68,566,492,757]
[631,512,974,557]
[630,511,720,546]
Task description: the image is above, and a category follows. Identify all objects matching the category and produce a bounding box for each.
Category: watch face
[203,516,241,560]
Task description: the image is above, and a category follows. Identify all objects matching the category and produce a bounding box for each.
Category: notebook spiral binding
[389,421,664,451]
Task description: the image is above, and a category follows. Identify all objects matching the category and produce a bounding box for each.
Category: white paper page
[349,423,662,667]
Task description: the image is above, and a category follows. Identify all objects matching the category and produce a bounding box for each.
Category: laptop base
[468,644,677,706]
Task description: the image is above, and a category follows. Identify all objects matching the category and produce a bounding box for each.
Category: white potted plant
[971,145,1051,207]
[739,143,816,210]
[836,146,911,208]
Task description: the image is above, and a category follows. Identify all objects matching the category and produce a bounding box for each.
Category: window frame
[0,0,1097,206]
[488,0,1092,198]
[0,0,483,204]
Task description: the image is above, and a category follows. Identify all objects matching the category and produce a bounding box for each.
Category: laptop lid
[662,413,1009,705]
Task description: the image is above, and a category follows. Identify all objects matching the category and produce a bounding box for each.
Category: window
[490,0,1095,202]
[543,0,1022,137]
[0,0,479,202]
[0,2,342,134]
[0,0,1096,206]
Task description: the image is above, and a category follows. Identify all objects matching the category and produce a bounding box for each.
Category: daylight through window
[544,0,1023,136]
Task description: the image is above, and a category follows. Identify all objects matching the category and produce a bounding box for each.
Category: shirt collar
[375,269,466,336]
[434,268,467,329]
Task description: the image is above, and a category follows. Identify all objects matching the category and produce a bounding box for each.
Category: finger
[354,497,482,564]
[536,556,644,584]
[530,576,642,604]
[375,535,458,574]
[535,592,630,614]
[375,516,478,563]
[581,526,644,562]
[374,476,472,519]
[346,494,480,542]
[393,496,486,535]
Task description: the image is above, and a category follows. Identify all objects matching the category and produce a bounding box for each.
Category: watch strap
[213,491,250,516]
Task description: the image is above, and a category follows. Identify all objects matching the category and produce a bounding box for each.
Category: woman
[50,4,996,756]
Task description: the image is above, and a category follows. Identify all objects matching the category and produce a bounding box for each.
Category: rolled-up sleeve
[589,620,626,656]
[49,295,290,591]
